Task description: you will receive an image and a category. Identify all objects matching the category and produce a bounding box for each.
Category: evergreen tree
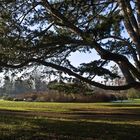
[0,0,140,90]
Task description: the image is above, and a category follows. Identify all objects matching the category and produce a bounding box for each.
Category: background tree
[0,0,140,90]
[3,76,13,96]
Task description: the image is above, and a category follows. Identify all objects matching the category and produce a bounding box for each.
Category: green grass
[0,99,140,139]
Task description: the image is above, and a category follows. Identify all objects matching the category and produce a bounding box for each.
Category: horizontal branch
[1,59,140,90]
[17,37,87,51]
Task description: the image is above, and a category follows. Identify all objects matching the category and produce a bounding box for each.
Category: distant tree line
[0,76,48,96]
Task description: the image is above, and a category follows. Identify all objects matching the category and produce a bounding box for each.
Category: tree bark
[118,0,140,60]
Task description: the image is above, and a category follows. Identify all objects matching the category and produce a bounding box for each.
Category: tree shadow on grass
[0,113,140,140]
[104,104,140,107]
[67,107,140,122]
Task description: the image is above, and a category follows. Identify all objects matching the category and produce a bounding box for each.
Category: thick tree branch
[118,0,140,59]
[1,59,140,90]
[100,35,140,69]
[124,0,139,34]
[17,37,87,52]
[118,61,135,83]
[136,0,140,33]
[41,0,83,36]
[90,41,140,81]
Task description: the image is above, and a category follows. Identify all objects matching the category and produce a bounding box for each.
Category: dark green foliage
[48,81,92,94]
[79,61,120,78]
[0,0,140,90]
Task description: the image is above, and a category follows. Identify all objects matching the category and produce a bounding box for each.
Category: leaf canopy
[0,0,140,90]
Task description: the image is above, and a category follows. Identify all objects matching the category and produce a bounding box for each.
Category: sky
[69,50,100,67]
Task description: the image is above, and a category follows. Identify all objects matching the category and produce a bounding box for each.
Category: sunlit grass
[0,99,140,111]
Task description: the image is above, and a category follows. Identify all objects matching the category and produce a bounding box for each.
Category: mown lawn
[0,99,140,140]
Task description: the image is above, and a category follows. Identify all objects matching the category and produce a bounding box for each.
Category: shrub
[4,89,126,103]
[127,88,140,99]
[47,81,93,94]
[1,96,13,101]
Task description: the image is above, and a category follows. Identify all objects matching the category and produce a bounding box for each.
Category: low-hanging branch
[1,58,140,90]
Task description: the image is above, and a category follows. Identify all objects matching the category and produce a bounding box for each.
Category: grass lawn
[0,99,140,140]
